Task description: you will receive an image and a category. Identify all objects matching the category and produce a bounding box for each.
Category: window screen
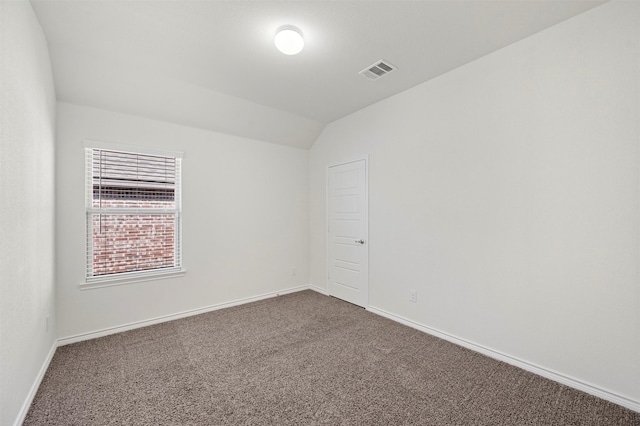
[85,147,182,281]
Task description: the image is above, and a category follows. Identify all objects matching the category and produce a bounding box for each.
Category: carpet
[24,290,639,425]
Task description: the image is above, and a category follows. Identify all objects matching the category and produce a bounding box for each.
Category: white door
[327,159,368,307]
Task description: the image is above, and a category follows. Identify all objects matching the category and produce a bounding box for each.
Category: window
[85,144,183,285]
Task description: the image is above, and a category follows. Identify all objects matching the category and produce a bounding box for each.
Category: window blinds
[85,147,182,280]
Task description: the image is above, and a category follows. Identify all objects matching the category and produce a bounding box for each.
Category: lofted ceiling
[31,0,606,149]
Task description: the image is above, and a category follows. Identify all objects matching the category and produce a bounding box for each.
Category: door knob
[355,239,365,244]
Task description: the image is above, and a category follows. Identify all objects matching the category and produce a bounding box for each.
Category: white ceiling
[31,0,606,149]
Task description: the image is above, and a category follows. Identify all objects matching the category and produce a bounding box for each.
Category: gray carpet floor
[25,290,639,425]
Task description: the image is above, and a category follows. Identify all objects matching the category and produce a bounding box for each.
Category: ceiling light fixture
[274,25,304,55]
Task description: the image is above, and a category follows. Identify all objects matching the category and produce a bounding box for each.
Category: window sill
[80,269,186,290]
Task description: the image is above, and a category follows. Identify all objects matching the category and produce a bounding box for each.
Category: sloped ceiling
[31,0,606,149]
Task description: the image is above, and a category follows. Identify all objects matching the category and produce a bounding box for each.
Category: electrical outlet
[46,315,50,331]
[291,267,296,276]
[409,290,417,303]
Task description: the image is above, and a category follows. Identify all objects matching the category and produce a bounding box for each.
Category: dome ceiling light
[274,25,304,55]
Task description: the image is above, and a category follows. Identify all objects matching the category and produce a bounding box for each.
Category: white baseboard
[309,284,329,295]
[14,341,57,426]
[367,305,640,413]
[58,285,310,346]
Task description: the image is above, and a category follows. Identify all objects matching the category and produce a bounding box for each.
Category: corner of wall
[0,1,57,425]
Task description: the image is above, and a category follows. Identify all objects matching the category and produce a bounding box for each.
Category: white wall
[0,2,57,425]
[56,102,309,339]
[310,0,640,405]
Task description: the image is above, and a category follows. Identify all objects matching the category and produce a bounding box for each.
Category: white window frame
[82,141,185,289]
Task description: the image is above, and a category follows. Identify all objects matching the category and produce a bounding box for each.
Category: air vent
[359,60,397,81]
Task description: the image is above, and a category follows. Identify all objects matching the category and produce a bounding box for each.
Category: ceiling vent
[359,60,396,81]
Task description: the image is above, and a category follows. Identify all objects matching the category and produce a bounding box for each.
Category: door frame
[325,156,369,307]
